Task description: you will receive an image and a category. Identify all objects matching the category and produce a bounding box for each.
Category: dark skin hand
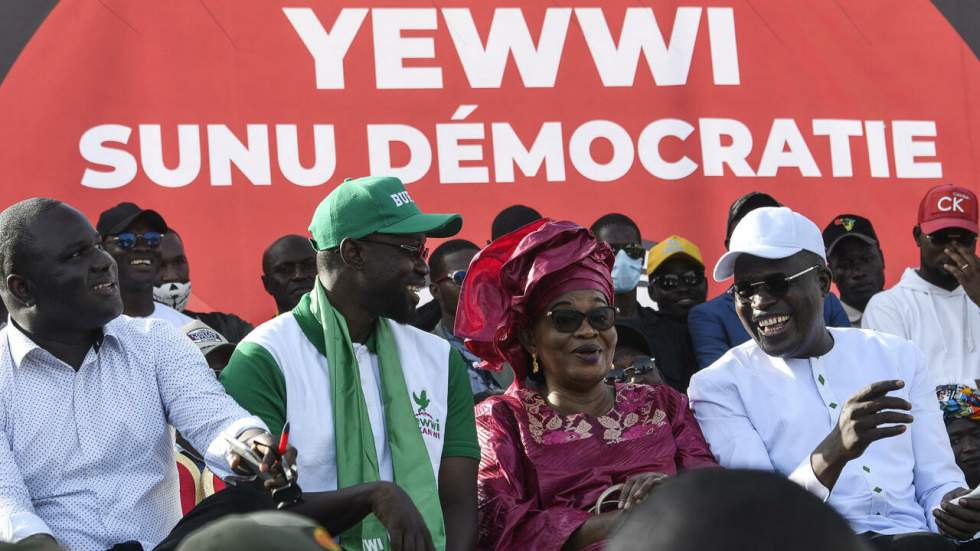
[618,471,669,509]
[561,471,669,550]
[561,511,621,551]
[943,243,980,307]
[810,380,912,491]
[232,429,458,551]
[227,428,298,490]
[229,434,435,551]
[19,534,59,546]
[285,482,435,551]
[935,491,980,540]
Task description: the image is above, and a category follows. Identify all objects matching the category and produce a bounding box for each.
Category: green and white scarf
[308,280,446,551]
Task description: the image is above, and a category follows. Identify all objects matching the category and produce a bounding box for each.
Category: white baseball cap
[713,207,827,281]
[181,319,235,358]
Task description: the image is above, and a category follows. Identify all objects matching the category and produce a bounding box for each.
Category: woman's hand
[561,511,621,551]
[618,472,670,509]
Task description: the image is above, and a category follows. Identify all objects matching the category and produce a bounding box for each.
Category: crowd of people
[0,177,978,551]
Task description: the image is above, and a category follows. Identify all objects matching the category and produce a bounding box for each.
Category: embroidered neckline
[517,384,667,444]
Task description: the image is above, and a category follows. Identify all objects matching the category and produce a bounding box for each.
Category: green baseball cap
[175,511,339,551]
[309,176,462,250]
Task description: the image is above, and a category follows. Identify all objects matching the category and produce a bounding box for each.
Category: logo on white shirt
[412,389,442,440]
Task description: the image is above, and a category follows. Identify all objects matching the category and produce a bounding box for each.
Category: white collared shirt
[689,327,965,535]
[0,316,265,550]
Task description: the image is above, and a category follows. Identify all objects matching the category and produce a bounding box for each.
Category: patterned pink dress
[475,383,717,551]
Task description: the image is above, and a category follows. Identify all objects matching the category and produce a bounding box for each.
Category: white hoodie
[863,268,980,386]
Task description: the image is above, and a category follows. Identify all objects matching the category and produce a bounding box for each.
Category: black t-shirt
[616,306,699,393]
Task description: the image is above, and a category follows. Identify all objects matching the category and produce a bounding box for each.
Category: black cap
[725,192,780,246]
[822,214,878,256]
[96,202,168,237]
[491,205,542,241]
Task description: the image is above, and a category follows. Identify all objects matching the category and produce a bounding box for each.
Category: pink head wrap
[454,219,614,383]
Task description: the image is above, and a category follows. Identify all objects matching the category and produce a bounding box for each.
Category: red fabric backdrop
[0,0,977,323]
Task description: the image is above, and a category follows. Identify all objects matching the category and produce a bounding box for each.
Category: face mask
[611,249,643,293]
[154,281,192,311]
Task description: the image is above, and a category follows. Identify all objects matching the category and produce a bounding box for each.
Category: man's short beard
[384,303,417,325]
[373,287,417,325]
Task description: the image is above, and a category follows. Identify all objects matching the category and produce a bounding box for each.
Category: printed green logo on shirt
[413,389,442,440]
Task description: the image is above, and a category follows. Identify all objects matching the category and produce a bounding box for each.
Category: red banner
[1,0,977,323]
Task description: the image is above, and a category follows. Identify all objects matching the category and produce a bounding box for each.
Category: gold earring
[531,353,540,374]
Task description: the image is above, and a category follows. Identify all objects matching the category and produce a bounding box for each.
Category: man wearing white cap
[688,207,980,550]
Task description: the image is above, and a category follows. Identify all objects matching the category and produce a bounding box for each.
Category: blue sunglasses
[434,270,466,286]
[108,231,163,250]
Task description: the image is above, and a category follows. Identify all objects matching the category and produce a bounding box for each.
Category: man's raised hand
[811,380,913,490]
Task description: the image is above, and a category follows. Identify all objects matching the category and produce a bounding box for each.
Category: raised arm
[808,380,912,493]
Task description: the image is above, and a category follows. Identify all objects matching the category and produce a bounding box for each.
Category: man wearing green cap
[221,177,478,551]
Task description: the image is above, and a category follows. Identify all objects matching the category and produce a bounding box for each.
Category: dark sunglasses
[652,270,704,290]
[615,356,656,375]
[732,265,820,301]
[611,243,646,260]
[546,306,617,333]
[359,238,429,261]
[434,270,466,286]
[925,232,978,248]
[108,231,163,250]
[605,357,656,385]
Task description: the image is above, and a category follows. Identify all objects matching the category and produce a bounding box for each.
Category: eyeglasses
[546,306,617,333]
[732,265,821,301]
[925,233,978,248]
[358,238,429,261]
[652,271,704,290]
[107,231,163,250]
[610,243,646,260]
[434,270,466,286]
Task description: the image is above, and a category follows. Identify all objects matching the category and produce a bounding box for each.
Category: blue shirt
[688,290,852,369]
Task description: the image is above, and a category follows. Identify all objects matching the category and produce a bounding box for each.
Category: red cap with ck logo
[917,184,978,235]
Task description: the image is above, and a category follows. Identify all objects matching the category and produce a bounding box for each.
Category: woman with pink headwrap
[455,219,716,551]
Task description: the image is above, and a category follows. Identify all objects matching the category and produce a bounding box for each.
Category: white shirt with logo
[228,314,450,492]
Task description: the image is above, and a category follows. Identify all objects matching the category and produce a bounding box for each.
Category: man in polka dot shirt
[0,199,286,551]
